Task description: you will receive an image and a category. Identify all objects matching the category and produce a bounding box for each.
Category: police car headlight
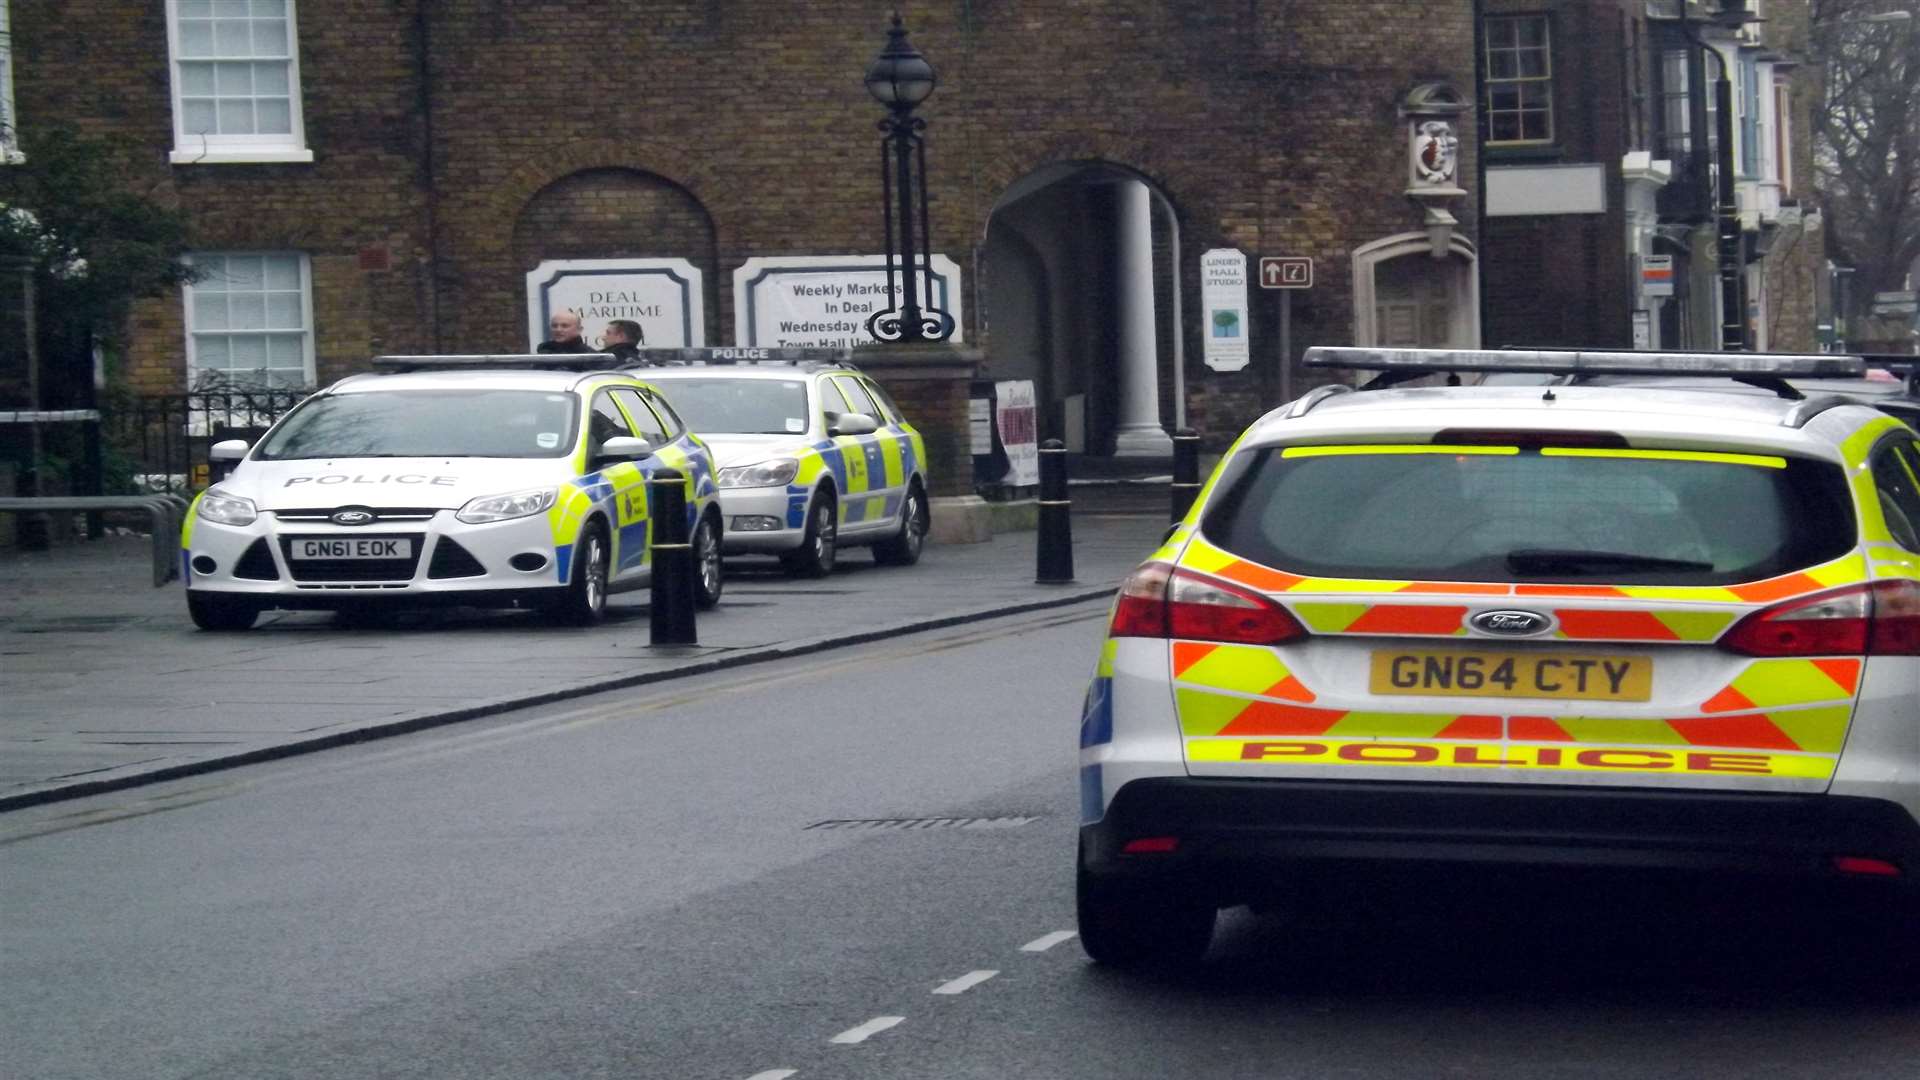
[196,489,257,526]
[717,458,800,489]
[456,488,557,524]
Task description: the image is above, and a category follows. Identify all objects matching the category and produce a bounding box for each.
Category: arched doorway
[1350,232,1481,347]
[981,163,1180,459]
[512,167,718,347]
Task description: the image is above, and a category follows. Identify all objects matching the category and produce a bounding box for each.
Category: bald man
[537,309,594,354]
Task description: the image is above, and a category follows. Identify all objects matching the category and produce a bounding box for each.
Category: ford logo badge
[330,509,374,526]
[1469,609,1551,637]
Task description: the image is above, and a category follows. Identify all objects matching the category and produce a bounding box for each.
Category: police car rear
[1078,347,1920,967]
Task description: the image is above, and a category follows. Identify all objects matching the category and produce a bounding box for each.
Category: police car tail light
[1110,562,1304,645]
[1719,580,1920,657]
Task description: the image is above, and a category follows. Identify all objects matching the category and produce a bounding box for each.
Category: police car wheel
[187,591,259,632]
[782,495,837,578]
[1076,848,1214,969]
[554,523,610,625]
[873,481,928,567]
[693,513,724,610]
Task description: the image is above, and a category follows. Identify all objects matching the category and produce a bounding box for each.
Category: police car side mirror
[210,439,250,462]
[830,412,880,437]
[595,436,654,465]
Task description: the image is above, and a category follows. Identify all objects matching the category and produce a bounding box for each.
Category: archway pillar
[1112,179,1174,458]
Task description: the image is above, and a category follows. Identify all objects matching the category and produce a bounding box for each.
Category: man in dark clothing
[602,319,644,364]
[536,309,594,354]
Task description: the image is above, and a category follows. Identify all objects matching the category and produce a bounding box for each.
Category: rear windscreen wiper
[1506,549,1715,575]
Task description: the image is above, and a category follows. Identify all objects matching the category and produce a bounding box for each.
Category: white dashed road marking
[932,969,999,995]
[830,1016,905,1044]
[1020,930,1078,952]
[744,1071,797,1080]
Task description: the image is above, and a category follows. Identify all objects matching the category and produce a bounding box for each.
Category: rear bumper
[1083,777,1920,894]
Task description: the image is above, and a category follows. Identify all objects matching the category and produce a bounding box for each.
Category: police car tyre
[873,480,928,566]
[554,521,610,625]
[1075,848,1215,969]
[782,494,837,578]
[187,591,260,632]
[694,512,724,610]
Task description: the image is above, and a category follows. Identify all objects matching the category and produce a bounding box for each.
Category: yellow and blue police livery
[646,362,929,577]
[180,359,722,631]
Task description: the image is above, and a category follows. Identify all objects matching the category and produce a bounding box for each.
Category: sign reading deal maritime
[526,259,706,350]
[734,255,964,348]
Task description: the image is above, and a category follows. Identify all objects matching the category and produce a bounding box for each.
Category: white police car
[645,359,929,577]
[180,357,722,630]
[1080,347,1920,967]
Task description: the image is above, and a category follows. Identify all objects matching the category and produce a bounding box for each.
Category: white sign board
[1201,248,1250,372]
[1641,254,1675,299]
[525,259,705,350]
[734,255,964,348]
[993,379,1039,487]
[968,397,993,455]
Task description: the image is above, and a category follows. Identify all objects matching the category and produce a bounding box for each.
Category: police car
[643,359,929,576]
[180,356,723,630]
[1078,346,1920,967]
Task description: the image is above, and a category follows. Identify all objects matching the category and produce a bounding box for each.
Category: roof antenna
[1542,385,1556,402]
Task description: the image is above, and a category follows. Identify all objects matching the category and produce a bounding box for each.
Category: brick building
[8,0,1483,458]
[1477,0,1823,352]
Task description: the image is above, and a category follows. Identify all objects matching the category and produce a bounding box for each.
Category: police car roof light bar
[1304,346,1866,380]
[624,347,854,370]
[371,354,618,373]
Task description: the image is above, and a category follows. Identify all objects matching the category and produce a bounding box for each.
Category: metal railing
[103,385,309,495]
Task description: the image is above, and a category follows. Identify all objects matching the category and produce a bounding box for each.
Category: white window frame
[0,0,24,163]
[183,251,317,388]
[1484,13,1555,146]
[165,0,313,165]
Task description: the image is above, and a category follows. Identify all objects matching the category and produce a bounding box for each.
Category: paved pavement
[0,514,1164,809]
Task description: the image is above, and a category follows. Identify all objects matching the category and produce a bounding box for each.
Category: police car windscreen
[256,390,579,460]
[1201,445,1856,585]
[652,379,810,435]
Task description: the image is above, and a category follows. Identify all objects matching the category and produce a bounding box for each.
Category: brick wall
[15,0,1479,442]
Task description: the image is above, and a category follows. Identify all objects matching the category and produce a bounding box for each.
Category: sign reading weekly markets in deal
[526,259,707,350]
[733,255,965,349]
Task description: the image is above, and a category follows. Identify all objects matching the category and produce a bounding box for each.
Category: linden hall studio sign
[734,255,965,349]
[525,259,707,349]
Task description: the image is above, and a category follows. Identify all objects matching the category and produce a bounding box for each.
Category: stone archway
[981,162,1180,459]
[1350,232,1482,348]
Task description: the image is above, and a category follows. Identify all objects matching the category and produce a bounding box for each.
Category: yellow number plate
[1369,649,1652,702]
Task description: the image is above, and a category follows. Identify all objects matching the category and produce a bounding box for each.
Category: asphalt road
[8,606,1920,1080]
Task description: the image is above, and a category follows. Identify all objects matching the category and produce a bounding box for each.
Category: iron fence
[104,385,310,495]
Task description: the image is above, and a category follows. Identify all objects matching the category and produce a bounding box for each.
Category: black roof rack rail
[371,353,619,373]
[1285,383,1355,418]
[622,347,854,371]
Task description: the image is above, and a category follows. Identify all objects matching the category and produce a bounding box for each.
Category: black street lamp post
[1679,0,1758,351]
[863,13,954,343]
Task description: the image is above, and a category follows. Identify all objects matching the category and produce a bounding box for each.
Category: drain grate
[805,815,1040,832]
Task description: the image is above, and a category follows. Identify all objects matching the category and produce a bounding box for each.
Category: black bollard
[1036,439,1075,584]
[1170,428,1202,523]
[648,468,698,645]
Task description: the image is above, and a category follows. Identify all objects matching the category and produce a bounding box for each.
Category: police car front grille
[280,533,425,582]
[232,538,279,580]
[426,538,487,579]
[272,507,441,523]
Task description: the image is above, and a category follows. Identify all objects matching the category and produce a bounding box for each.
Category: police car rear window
[651,378,809,436]
[257,390,579,460]
[1201,443,1856,585]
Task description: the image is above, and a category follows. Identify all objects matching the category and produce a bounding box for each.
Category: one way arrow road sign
[1259,256,1314,289]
